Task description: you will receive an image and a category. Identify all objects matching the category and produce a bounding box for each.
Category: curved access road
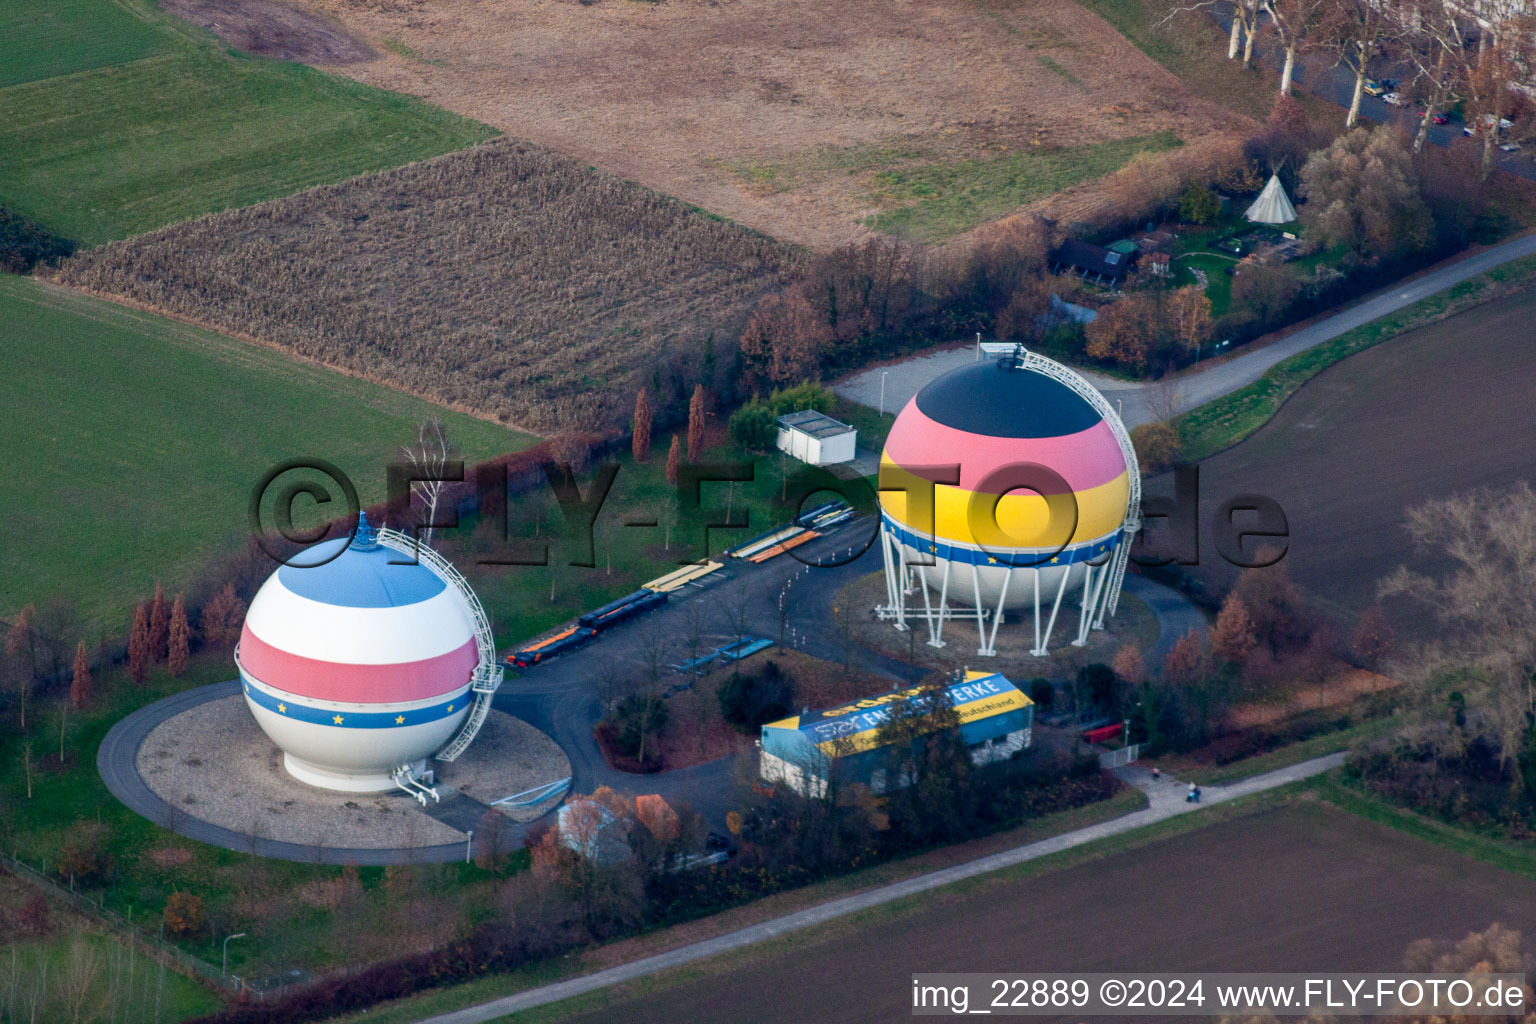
[835,232,1536,430]
[97,681,474,866]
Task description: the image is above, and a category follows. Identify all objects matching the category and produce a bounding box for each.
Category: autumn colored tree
[686,384,706,462]
[1130,422,1182,472]
[1084,293,1153,371]
[5,603,37,728]
[737,291,828,394]
[1231,561,1311,654]
[1299,126,1434,260]
[1211,595,1258,667]
[631,387,653,463]
[69,641,91,710]
[1166,285,1212,357]
[1112,644,1148,687]
[1162,629,1207,686]
[162,891,204,936]
[128,603,150,685]
[665,435,681,487]
[1351,603,1394,672]
[148,582,169,661]
[199,584,246,648]
[168,593,190,678]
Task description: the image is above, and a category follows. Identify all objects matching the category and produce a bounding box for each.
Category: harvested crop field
[294,0,1254,246]
[52,140,795,432]
[537,800,1536,1023]
[1148,287,1536,630]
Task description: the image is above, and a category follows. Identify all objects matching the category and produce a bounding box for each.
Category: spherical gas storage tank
[235,518,479,792]
[878,353,1132,610]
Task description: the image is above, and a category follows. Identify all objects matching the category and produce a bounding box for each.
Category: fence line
[1,850,239,994]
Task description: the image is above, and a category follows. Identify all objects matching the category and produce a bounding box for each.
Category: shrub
[728,403,777,452]
[1177,182,1221,225]
[57,821,114,885]
[0,207,73,274]
[1027,678,1055,712]
[163,890,204,937]
[718,661,795,731]
[1130,421,1182,472]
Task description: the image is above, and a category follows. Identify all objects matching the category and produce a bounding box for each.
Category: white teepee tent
[1245,173,1297,224]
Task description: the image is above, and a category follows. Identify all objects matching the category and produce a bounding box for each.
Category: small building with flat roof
[776,409,857,466]
[758,671,1033,796]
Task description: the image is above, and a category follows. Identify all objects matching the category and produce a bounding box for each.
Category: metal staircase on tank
[1002,345,1142,625]
[373,526,503,762]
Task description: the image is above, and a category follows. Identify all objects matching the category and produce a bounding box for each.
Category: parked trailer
[581,588,668,632]
[748,529,820,563]
[508,625,597,667]
[1081,722,1124,745]
[795,500,844,526]
[717,637,772,662]
[643,560,724,593]
[730,525,803,560]
[578,590,653,627]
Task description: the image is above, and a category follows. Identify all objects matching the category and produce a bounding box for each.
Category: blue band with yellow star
[241,678,472,728]
[881,512,1122,568]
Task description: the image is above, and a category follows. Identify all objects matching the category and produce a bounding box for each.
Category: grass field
[0,928,222,1022]
[0,0,493,244]
[1158,264,1536,627]
[865,132,1183,242]
[0,275,535,630]
[1,0,171,87]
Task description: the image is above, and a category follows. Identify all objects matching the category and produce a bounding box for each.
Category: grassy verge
[1314,775,1536,881]
[321,788,1154,1024]
[866,132,1182,242]
[0,276,535,631]
[1173,250,1536,462]
[469,788,1315,1024]
[1154,713,1401,786]
[0,1,493,243]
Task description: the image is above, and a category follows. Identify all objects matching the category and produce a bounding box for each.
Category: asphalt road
[1208,5,1536,180]
[836,231,1536,430]
[101,522,1204,863]
[416,752,1346,1024]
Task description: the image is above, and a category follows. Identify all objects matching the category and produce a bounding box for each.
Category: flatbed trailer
[748,529,820,563]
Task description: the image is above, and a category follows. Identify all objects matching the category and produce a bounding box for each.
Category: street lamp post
[223,932,246,977]
[879,371,889,417]
[465,829,474,864]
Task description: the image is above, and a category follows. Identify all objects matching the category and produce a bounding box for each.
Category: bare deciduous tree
[401,417,454,546]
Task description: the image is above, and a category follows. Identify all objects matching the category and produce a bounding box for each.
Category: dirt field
[1148,287,1536,631]
[162,0,374,62]
[539,799,1536,1023]
[273,0,1254,247]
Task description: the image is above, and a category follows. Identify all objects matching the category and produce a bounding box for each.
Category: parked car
[1417,107,1451,125]
[1499,141,1522,153]
[1382,92,1409,107]
[1364,78,1399,97]
[1463,114,1515,136]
